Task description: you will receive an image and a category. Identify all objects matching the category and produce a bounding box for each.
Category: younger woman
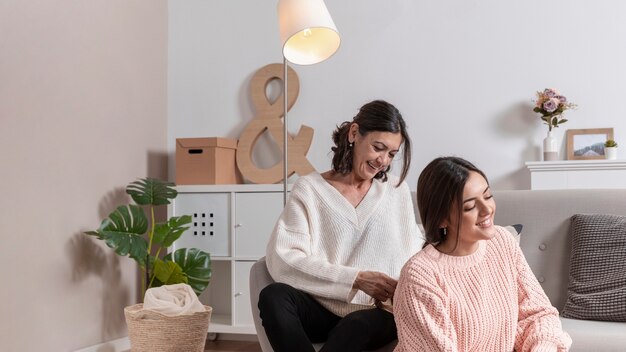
[394,156,571,351]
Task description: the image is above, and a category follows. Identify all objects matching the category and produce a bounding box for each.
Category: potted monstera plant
[86,177,211,295]
[86,178,212,351]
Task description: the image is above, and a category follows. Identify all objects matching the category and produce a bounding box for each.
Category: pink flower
[533,88,576,131]
[544,88,559,98]
[543,98,560,113]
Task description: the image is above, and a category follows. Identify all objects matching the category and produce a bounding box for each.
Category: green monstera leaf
[126,178,177,206]
[86,178,212,297]
[153,215,192,247]
[85,204,149,266]
[152,259,188,286]
[164,248,211,296]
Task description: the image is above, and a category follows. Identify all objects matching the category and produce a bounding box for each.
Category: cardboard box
[176,137,243,185]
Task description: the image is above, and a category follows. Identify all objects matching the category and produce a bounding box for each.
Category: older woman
[258,100,424,352]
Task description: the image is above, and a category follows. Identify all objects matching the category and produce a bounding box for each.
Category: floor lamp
[277,0,340,204]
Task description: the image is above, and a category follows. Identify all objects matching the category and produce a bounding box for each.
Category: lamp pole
[283,57,289,205]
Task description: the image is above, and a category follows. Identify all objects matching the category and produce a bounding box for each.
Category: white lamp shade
[277,0,340,65]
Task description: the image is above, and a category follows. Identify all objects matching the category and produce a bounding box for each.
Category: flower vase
[543,130,558,161]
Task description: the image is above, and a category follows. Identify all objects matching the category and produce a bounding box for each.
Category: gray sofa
[494,189,626,351]
[250,189,626,351]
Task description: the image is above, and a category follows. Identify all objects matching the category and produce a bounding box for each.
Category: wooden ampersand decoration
[236,63,315,184]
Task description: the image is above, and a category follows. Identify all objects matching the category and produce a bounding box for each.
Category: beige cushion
[560,317,626,351]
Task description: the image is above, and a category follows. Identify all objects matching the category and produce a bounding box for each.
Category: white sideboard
[526,160,626,190]
[169,184,286,335]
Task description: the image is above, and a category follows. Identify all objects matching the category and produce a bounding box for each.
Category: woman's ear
[348,123,359,143]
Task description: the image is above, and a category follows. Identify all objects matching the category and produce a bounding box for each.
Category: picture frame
[566,128,614,160]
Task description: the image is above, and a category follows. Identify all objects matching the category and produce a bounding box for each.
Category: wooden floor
[204,340,263,352]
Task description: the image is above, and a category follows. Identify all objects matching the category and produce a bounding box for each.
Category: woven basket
[124,304,212,352]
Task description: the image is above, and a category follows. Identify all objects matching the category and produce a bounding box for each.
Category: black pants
[258,282,397,352]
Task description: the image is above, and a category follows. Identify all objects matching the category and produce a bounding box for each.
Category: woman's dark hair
[416,157,489,247]
[330,100,412,185]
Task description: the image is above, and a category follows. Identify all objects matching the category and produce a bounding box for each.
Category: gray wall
[169,0,626,190]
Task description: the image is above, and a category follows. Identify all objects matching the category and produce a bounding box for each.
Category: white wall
[169,0,626,190]
[0,1,167,350]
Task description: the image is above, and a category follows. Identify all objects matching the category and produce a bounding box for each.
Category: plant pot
[124,304,212,352]
[605,147,618,160]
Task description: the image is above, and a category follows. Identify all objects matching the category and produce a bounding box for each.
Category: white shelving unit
[169,184,287,335]
[526,159,626,190]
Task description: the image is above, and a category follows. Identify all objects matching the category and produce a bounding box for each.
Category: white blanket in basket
[143,283,205,316]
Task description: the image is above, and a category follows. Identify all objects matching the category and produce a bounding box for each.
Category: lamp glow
[278,0,340,65]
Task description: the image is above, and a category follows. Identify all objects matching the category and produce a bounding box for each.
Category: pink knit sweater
[394,226,572,352]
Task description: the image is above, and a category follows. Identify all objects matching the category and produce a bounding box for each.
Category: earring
[348,142,353,148]
[441,227,447,236]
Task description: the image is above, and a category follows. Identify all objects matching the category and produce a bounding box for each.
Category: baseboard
[214,333,258,342]
[73,337,130,352]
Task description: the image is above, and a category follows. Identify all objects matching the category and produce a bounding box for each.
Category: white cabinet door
[234,192,283,258]
[233,261,255,326]
[172,193,230,256]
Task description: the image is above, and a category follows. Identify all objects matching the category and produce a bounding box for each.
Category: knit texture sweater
[394,226,572,352]
[266,172,424,317]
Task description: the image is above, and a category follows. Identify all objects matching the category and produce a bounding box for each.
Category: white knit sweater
[266,172,424,317]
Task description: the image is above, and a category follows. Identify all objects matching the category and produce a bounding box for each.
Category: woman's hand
[354,271,397,302]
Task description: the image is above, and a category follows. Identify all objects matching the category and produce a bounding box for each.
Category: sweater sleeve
[265,181,360,302]
[513,245,572,352]
[394,262,459,352]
